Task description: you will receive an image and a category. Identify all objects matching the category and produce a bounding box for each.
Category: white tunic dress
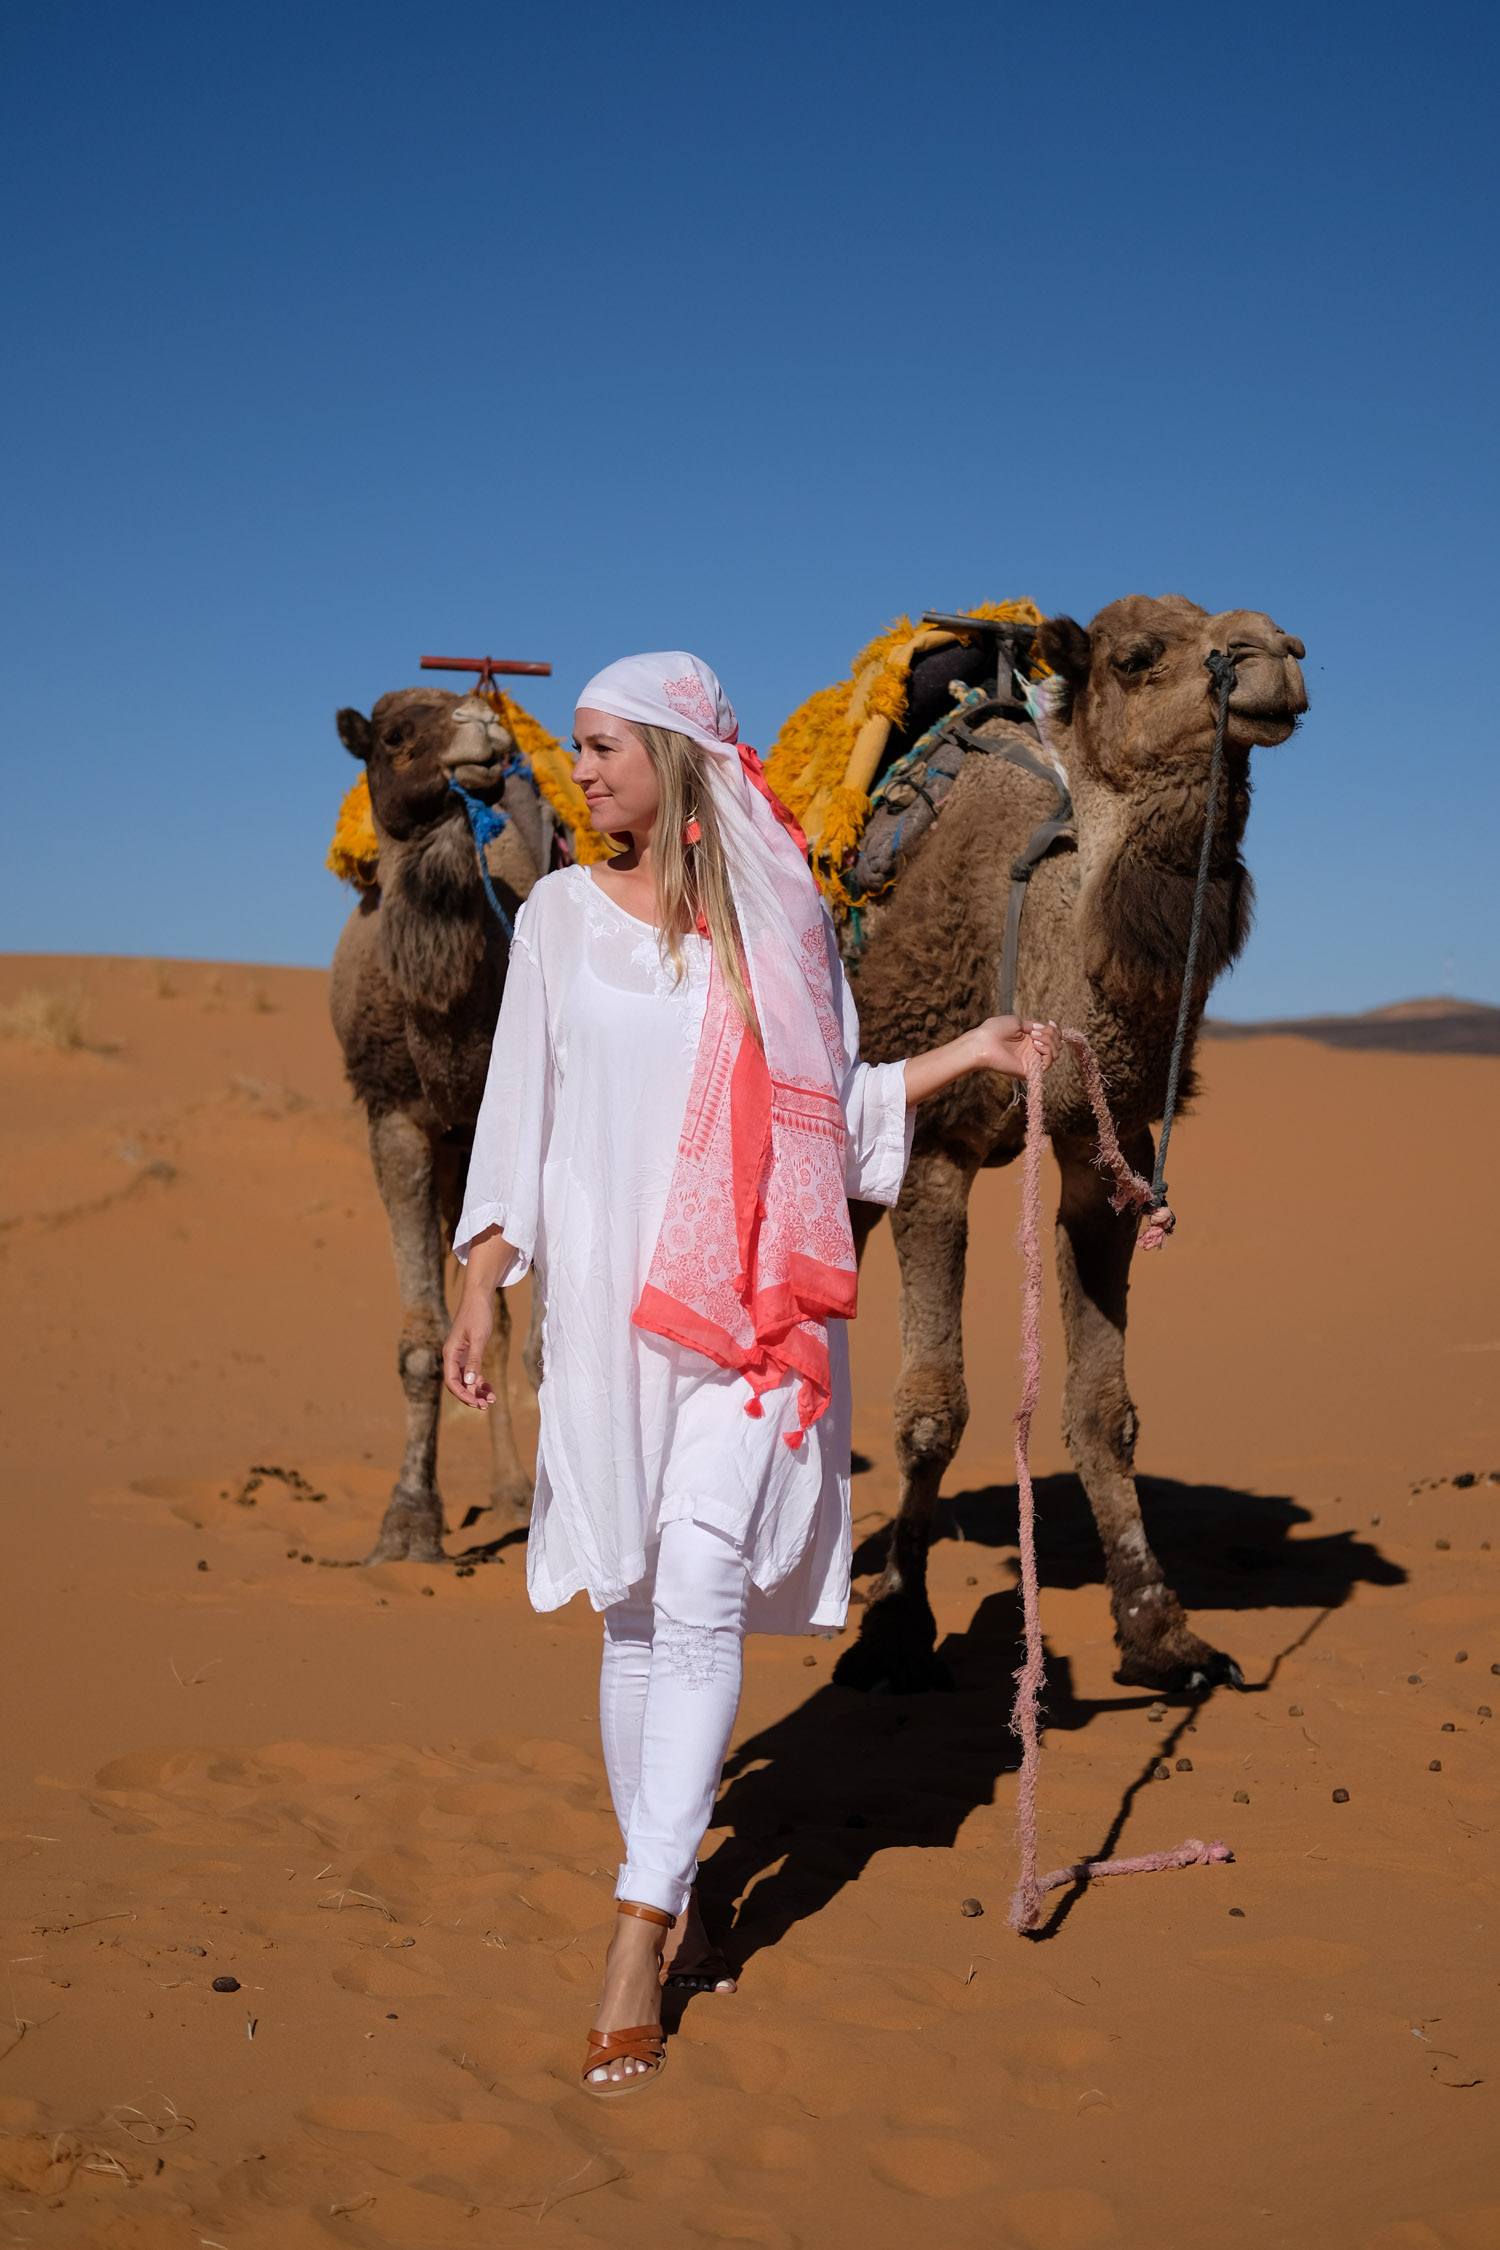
[454,862,913,1634]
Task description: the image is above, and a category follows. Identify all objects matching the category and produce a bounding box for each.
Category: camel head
[336,689,517,844]
[1033,597,1307,790]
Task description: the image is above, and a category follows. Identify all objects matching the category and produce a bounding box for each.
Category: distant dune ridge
[1206,995,1500,1055]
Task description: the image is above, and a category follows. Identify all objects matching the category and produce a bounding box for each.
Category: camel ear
[337,707,372,761]
[1035,615,1091,689]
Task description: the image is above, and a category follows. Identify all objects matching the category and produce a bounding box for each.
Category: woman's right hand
[442,1292,496,1409]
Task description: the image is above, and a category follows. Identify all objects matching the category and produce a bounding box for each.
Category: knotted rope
[1007,1028,1232,1933]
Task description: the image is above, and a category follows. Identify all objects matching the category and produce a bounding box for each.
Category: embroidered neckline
[580,863,706,945]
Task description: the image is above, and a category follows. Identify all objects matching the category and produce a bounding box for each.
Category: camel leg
[364,1108,448,1564]
[1054,1132,1243,1692]
[481,1286,533,1517]
[833,1147,975,1693]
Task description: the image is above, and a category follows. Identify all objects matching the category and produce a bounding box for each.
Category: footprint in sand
[1003,2187,1120,2249]
[1367,2215,1500,2250]
[1194,1934,1366,1981]
[331,1950,450,2000]
[300,2094,515,2176]
[868,2135,1001,2198]
[508,1736,601,1786]
[1011,2025,1116,2114]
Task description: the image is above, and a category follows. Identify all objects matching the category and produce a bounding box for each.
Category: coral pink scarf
[575,653,857,1444]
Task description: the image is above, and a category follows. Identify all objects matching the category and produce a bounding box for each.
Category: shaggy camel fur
[838,595,1307,1693]
[329,689,548,1562]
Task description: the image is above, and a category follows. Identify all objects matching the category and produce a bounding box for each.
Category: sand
[1,951,1497,2249]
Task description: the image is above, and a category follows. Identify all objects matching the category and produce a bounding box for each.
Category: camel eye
[1112,639,1164,678]
[386,719,414,748]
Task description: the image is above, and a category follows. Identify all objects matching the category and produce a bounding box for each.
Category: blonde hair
[634,723,760,1043]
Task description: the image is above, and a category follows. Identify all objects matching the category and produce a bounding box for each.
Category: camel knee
[894,1368,969,1479]
[398,1311,444,1395]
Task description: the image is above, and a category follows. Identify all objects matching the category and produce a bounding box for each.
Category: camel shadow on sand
[690,1473,1404,1970]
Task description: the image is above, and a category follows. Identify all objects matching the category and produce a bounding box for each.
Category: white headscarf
[576,653,858,1441]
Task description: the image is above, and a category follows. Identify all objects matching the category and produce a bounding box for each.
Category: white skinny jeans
[599,1517,750,1920]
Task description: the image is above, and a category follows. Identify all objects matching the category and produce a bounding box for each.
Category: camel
[329,688,548,1562]
[836,595,1307,1694]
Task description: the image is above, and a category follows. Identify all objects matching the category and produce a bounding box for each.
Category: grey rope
[1149,649,1238,1208]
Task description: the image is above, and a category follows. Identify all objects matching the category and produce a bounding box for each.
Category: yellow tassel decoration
[766,599,1049,910]
[326,774,381,888]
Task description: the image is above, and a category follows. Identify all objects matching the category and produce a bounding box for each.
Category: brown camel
[329,689,548,1562]
[836,595,1308,1694]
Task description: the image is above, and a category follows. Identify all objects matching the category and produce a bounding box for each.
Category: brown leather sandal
[581,1901,674,2097]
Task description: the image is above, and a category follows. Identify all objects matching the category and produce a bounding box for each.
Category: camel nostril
[1285,636,1306,661]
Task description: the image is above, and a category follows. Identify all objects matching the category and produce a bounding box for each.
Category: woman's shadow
[691,1471,1403,1972]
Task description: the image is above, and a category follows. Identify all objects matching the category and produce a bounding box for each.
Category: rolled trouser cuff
[616,1859,694,1921]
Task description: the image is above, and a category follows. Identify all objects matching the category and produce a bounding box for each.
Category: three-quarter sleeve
[829,928,914,1208]
[453,910,553,1281]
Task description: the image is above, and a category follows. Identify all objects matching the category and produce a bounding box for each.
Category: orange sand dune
[1,953,1497,2249]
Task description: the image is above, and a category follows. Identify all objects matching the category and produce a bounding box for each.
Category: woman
[443,652,1058,2095]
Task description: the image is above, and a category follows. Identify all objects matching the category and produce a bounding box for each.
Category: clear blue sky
[3,0,1495,1017]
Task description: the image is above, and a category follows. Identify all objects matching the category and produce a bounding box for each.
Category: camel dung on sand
[829,593,1308,1694]
[329,687,554,1563]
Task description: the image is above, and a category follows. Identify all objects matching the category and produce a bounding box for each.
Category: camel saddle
[848,617,1075,1013]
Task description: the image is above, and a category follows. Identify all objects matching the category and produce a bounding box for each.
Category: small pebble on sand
[1332,1788,1350,1804]
[965,1574,978,1586]
[960,1897,984,1918]
[1479,1706,1493,1719]
[1175,1758,1193,1772]
[1371,1515,1382,1526]
[421,1586,434,1597]
[1441,1721,1455,1732]
[1233,1790,1250,1804]
[1429,1760,1443,1773]
[1154,1764,1170,1780]
[1453,1472,1477,1489]
[1436,1539,1451,1551]
[1288,1704,1303,1716]
[802,1653,816,1666]
[1408,1674,1422,1684]
[1228,1907,1245,1918]
[1455,1650,1469,1663]
[211,1975,241,1993]
[196,1559,209,1572]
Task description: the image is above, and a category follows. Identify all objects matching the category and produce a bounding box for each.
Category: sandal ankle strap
[617,1899,676,1929]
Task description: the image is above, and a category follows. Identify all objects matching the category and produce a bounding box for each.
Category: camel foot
[363,1489,447,1565]
[833,1591,953,1695]
[487,1472,534,1521]
[1113,1629,1244,1696]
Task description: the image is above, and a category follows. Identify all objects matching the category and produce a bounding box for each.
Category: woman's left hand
[973,1015,1061,1078]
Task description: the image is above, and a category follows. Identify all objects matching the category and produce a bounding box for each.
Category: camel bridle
[952,638,1239,1221]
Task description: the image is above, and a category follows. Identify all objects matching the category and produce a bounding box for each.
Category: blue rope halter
[447,771,522,940]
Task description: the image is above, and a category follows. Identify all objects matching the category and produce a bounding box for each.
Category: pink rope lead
[1007,1028,1232,1934]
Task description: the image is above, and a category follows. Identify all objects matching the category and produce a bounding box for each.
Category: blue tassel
[448,775,518,940]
